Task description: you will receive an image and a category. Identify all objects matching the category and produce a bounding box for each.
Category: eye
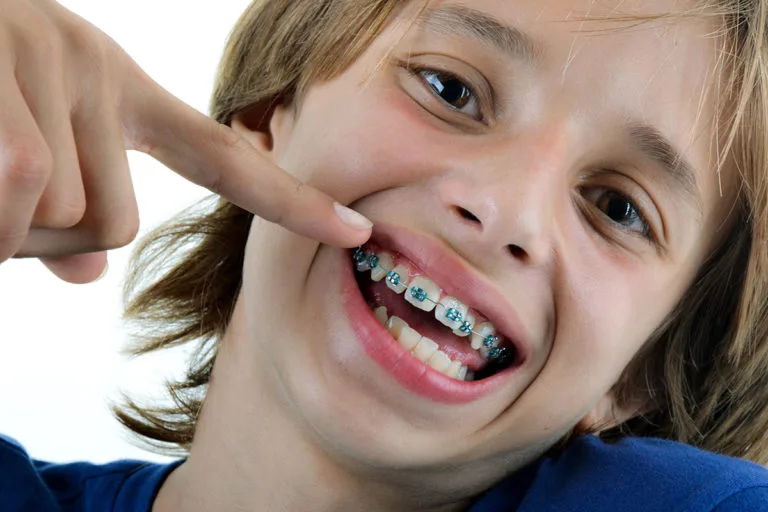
[582,187,652,239]
[416,68,483,121]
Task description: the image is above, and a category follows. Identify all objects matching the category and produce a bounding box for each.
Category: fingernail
[334,202,373,230]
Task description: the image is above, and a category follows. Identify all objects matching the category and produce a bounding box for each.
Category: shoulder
[563,435,768,482]
[556,436,768,511]
[0,434,182,512]
[472,436,768,512]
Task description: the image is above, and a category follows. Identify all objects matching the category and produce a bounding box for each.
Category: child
[1,0,767,510]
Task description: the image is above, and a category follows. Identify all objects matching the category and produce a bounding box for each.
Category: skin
[0,0,369,283]
[153,1,738,511]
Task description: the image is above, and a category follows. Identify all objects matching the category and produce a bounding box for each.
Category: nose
[437,134,565,270]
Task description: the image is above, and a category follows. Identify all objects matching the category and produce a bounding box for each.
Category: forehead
[425,0,718,124]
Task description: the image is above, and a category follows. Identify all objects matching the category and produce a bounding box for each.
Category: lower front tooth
[386,316,408,339]
[446,360,462,379]
[428,351,452,372]
[397,325,422,351]
[413,338,438,362]
[373,306,388,325]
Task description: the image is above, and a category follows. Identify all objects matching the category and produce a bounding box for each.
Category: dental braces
[353,247,511,362]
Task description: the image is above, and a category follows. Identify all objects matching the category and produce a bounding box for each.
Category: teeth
[373,306,388,325]
[370,252,395,282]
[435,296,469,330]
[412,337,439,363]
[386,316,408,339]
[397,325,422,351]
[381,312,469,381]
[355,248,377,272]
[446,360,462,379]
[470,322,496,351]
[405,276,441,312]
[359,248,508,367]
[452,311,475,338]
[386,264,411,294]
[428,351,452,372]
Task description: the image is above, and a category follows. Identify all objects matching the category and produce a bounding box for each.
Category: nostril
[507,244,527,260]
[455,207,481,224]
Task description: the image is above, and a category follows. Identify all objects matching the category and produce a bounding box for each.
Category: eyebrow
[627,123,703,214]
[417,5,541,63]
[416,6,703,214]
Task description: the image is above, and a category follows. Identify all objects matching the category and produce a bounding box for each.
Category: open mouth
[353,244,520,382]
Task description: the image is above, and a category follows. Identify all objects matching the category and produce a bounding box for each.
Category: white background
[0,0,252,463]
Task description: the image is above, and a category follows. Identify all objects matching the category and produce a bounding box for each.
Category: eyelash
[404,64,487,123]
[399,62,659,247]
[579,186,656,245]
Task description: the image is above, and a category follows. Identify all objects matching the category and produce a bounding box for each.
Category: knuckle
[2,139,53,191]
[70,30,110,76]
[23,20,64,63]
[196,124,249,194]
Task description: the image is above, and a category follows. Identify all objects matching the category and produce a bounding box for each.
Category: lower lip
[339,250,513,404]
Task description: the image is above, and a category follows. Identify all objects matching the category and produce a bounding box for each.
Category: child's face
[235,0,733,495]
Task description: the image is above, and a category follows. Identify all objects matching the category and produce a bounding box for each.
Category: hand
[0,0,372,284]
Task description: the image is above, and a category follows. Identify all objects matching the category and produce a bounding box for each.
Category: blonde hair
[117,0,768,465]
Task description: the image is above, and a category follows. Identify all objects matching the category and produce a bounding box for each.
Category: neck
[153,299,468,512]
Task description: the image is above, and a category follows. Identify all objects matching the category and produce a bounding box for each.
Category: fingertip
[40,251,109,284]
[333,202,373,231]
[330,202,373,248]
[337,228,373,249]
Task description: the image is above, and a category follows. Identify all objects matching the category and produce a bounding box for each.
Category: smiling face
[230,0,734,501]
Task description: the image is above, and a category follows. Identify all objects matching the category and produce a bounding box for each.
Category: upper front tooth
[355,248,377,272]
[386,264,411,294]
[470,322,496,351]
[370,252,395,282]
[435,296,469,330]
[405,276,441,312]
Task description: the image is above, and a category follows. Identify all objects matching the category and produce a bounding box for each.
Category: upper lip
[368,222,531,366]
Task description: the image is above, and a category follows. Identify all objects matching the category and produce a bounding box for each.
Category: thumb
[40,252,109,284]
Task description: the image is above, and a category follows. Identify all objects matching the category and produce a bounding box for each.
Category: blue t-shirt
[1,434,766,511]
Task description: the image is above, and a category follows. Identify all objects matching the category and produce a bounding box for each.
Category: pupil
[425,72,470,109]
[440,80,468,106]
[606,196,632,222]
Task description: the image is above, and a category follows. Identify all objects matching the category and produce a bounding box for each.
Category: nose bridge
[440,124,569,267]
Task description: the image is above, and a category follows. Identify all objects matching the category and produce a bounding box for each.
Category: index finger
[123,72,372,248]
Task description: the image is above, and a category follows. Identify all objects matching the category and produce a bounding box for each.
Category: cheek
[536,229,689,412]
[273,83,455,204]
